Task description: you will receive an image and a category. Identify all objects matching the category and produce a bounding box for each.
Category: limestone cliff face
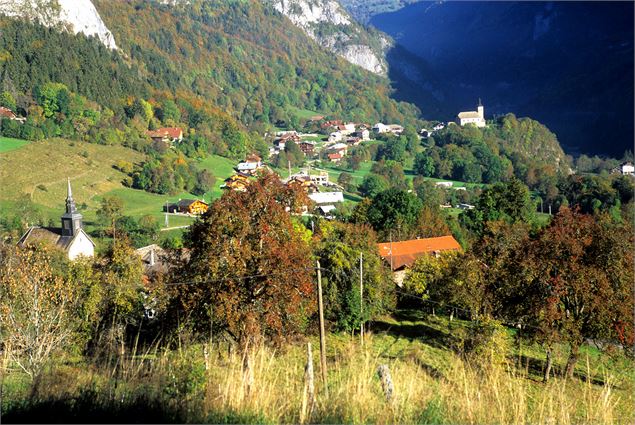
[267,0,389,75]
[0,0,117,49]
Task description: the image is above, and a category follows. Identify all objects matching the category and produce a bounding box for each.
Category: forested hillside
[92,0,421,128]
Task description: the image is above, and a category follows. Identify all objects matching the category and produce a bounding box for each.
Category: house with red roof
[147,127,183,144]
[377,235,461,286]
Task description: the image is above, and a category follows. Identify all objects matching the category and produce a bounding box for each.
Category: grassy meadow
[0,139,238,229]
[1,311,632,424]
[0,136,29,153]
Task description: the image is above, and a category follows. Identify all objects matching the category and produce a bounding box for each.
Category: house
[0,106,26,123]
[135,244,167,272]
[435,181,453,188]
[373,123,389,134]
[329,143,348,155]
[328,131,343,143]
[353,129,370,141]
[164,199,209,215]
[620,162,634,176]
[387,124,404,135]
[321,120,343,130]
[457,203,475,210]
[236,154,263,175]
[18,179,95,260]
[457,101,486,127]
[346,137,362,146]
[222,173,251,192]
[308,191,344,205]
[308,191,344,217]
[286,175,319,193]
[147,127,184,144]
[327,153,343,163]
[297,141,316,156]
[336,123,356,135]
[433,123,445,131]
[377,235,461,286]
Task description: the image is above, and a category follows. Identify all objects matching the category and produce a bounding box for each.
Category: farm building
[377,235,461,286]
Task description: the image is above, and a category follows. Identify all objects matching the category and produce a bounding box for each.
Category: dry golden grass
[3,331,633,424]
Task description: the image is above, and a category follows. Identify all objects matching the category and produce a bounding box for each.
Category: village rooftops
[147,127,183,141]
[308,191,344,205]
[377,235,461,271]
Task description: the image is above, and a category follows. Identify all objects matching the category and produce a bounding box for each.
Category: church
[457,100,486,127]
[18,179,95,260]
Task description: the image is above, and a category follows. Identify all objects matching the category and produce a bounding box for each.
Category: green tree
[366,188,423,239]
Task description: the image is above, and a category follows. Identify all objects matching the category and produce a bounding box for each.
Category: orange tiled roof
[327,153,342,160]
[377,236,461,271]
[147,127,183,139]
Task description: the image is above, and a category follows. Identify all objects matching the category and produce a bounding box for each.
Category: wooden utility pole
[359,252,364,346]
[316,260,328,394]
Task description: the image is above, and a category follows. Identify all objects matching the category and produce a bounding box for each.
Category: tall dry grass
[197,334,628,424]
[2,332,631,424]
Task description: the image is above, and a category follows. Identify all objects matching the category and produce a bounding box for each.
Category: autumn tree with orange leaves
[173,172,315,347]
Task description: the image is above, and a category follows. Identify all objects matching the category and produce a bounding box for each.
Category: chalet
[236,154,263,175]
[328,131,343,143]
[287,175,319,193]
[457,101,486,127]
[147,127,184,144]
[353,129,370,141]
[373,123,389,134]
[165,199,209,215]
[18,179,95,260]
[297,141,316,156]
[337,123,356,135]
[0,106,25,123]
[221,173,251,192]
[387,124,404,135]
[327,153,343,163]
[321,120,343,130]
[377,235,461,286]
[329,143,348,155]
[309,191,344,217]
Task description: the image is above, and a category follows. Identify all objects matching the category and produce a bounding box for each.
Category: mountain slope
[266,0,389,75]
[370,1,634,157]
[91,0,420,126]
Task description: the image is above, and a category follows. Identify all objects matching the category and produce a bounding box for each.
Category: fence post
[316,260,328,395]
[377,364,395,404]
[300,342,315,424]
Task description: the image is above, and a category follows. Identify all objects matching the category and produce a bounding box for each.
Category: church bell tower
[61,178,83,237]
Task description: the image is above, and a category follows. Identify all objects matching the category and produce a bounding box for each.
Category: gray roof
[18,226,94,250]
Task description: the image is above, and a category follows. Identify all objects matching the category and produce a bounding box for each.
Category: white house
[387,124,404,135]
[308,191,344,205]
[435,181,453,188]
[620,162,634,176]
[328,131,343,142]
[373,123,389,134]
[18,179,95,260]
[457,101,486,127]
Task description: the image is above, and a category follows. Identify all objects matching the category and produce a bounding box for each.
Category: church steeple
[61,178,83,237]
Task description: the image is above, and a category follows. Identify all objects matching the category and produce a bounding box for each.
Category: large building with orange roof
[377,235,461,285]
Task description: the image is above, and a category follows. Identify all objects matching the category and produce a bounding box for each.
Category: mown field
[1,311,632,424]
[0,136,29,153]
[0,139,238,228]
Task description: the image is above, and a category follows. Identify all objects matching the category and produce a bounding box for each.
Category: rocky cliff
[0,0,117,49]
[267,0,389,75]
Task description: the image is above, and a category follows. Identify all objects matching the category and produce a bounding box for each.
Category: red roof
[147,127,183,139]
[0,107,17,119]
[377,236,461,270]
[327,153,342,160]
